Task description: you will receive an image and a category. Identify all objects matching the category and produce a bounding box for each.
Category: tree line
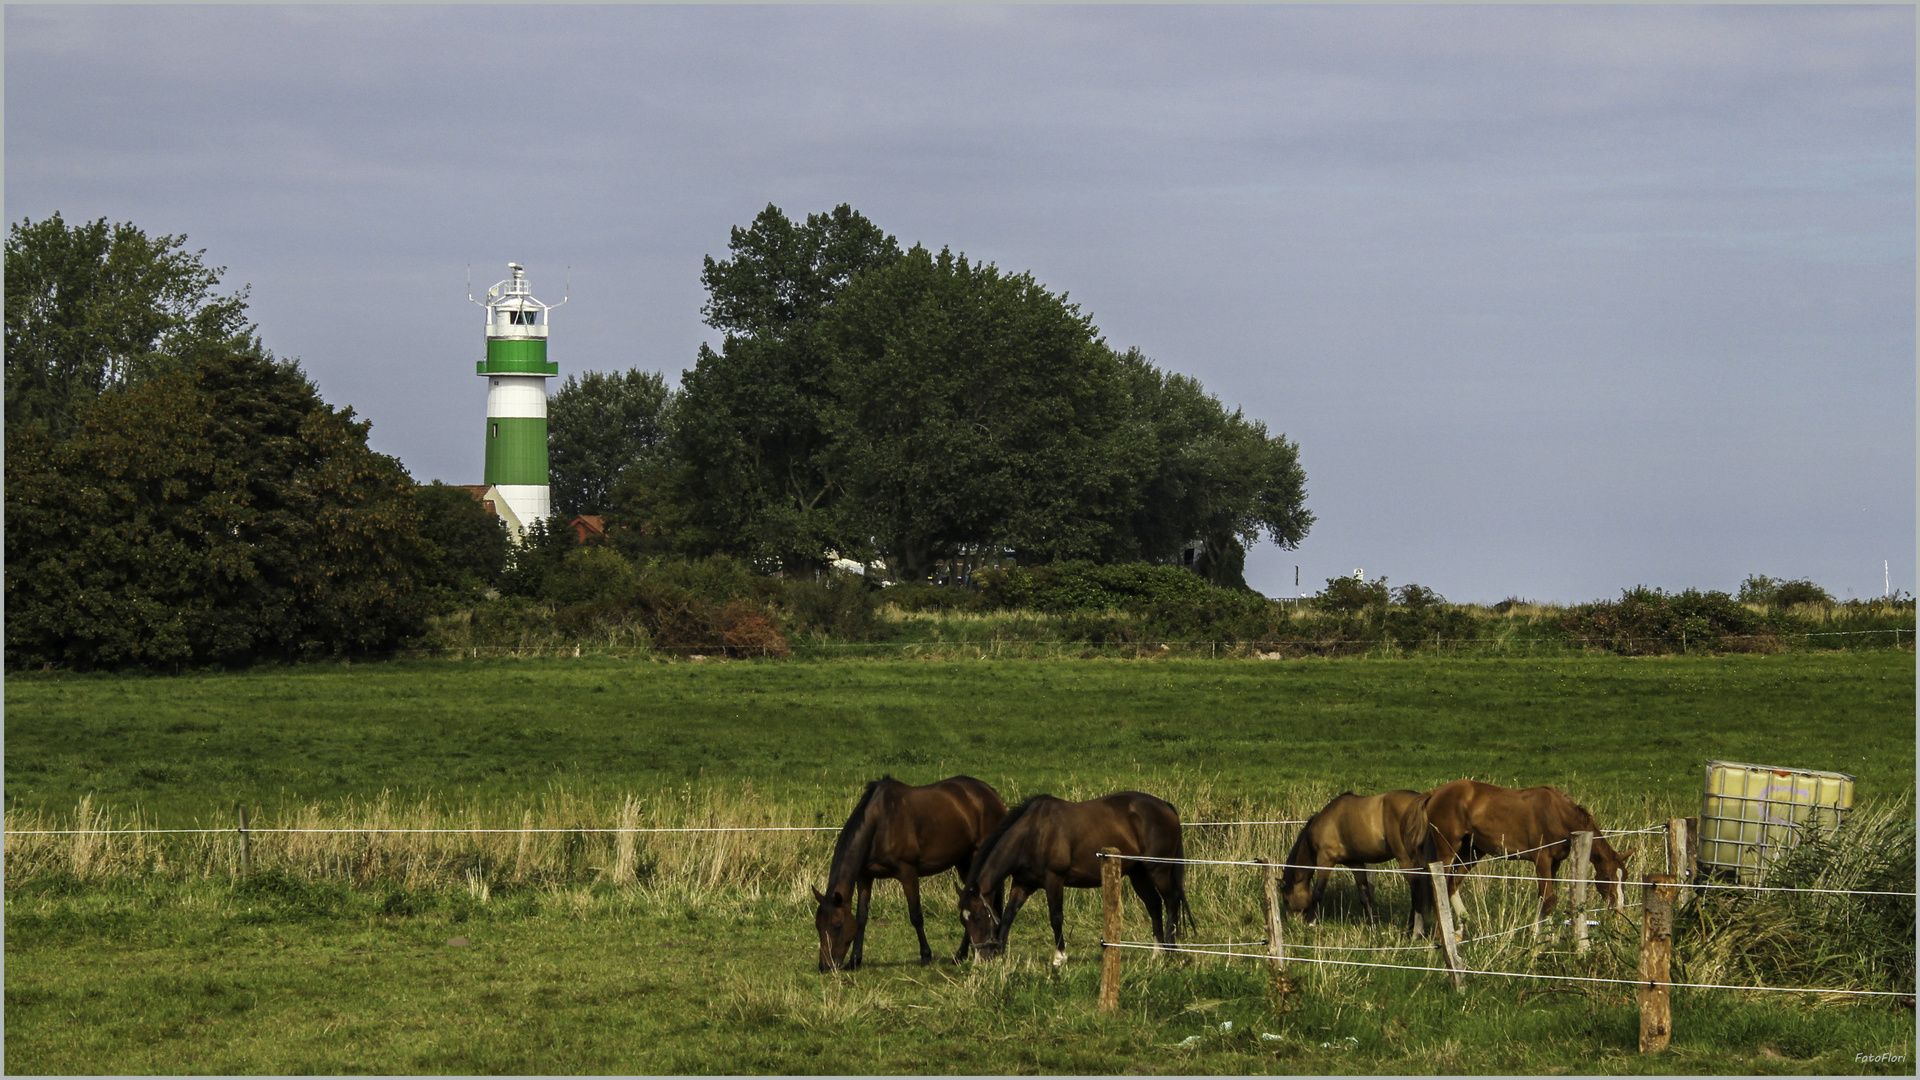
[4,207,1312,669]
[550,203,1311,589]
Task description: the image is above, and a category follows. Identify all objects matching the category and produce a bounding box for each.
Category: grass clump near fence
[1681,800,1917,998]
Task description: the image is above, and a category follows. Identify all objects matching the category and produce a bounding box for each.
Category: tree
[1118,349,1313,588]
[5,348,430,669]
[415,481,512,600]
[671,204,901,570]
[547,368,674,518]
[819,246,1145,581]
[5,213,253,437]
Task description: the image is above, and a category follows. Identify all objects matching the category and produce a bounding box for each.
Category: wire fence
[2,818,1307,838]
[1092,834,1916,1005]
[1100,850,1917,899]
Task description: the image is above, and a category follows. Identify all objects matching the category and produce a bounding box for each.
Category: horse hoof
[1052,950,1068,968]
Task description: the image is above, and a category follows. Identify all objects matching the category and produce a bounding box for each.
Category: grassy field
[6,651,1915,1074]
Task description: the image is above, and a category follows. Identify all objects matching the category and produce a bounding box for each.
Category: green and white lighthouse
[471,263,562,533]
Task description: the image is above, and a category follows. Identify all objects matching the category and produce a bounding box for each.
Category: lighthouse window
[509,309,538,325]
[490,423,499,439]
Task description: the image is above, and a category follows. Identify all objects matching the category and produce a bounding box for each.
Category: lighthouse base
[486,484,551,539]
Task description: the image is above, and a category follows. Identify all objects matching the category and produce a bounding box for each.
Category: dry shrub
[720,602,790,658]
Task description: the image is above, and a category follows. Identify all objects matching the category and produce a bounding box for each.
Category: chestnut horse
[957,792,1190,965]
[1402,779,1635,937]
[813,775,1006,972]
[1279,789,1425,926]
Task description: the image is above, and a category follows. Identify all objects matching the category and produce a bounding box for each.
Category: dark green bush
[881,581,995,614]
[1313,575,1389,615]
[777,573,886,641]
[1739,574,1835,607]
[976,560,1224,612]
[1561,586,1779,655]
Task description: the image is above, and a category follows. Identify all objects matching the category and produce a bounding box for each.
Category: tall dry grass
[7,780,1908,998]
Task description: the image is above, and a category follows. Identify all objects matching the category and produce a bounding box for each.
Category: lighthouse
[471,263,562,535]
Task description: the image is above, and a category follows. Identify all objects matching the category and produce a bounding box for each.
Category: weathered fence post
[1639,873,1676,1053]
[237,804,253,877]
[1571,830,1593,954]
[1666,818,1689,896]
[1428,861,1464,990]
[1099,847,1123,1013]
[1256,857,1287,971]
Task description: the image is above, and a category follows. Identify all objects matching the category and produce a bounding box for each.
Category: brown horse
[813,775,1006,972]
[957,792,1190,965]
[1279,790,1424,926]
[1402,779,1635,937]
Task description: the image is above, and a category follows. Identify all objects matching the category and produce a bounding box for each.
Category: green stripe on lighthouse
[478,338,558,375]
[484,416,550,486]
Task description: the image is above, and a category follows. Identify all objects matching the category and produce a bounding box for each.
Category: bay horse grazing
[814,775,1006,972]
[957,792,1190,966]
[1279,789,1424,926]
[1403,779,1635,937]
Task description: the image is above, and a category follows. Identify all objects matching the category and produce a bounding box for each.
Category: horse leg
[1307,864,1331,925]
[1356,865,1379,926]
[1046,875,1068,967]
[850,876,873,970]
[899,867,932,965]
[1130,868,1168,948]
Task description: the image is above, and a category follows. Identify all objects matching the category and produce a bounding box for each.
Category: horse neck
[1283,826,1316,877]
[828,807,879,895]
[970,823,1022,894]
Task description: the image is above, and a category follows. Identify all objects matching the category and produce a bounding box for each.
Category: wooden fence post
[237,804,253,877]
[1099,847,1123,1013]
[1666,818,1689,896]
[1639,874,1676,1053]
[1571,830,1593,954]
[1427,861,1464,990]
[1256,858,1286,971]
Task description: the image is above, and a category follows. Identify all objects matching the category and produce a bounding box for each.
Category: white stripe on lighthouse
[487,376,548,418]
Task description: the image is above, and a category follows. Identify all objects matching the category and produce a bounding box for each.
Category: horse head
[1590,842,1636,912]
[955,881,1003,958]
[813,886,855,972]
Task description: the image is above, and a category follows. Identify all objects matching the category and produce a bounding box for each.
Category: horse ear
[830,889,845,906]
[956,884,967,898]
[812,886,826,904]
[1620,847,1637,865]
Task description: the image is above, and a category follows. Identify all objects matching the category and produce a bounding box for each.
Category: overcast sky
[8,5,1912,602]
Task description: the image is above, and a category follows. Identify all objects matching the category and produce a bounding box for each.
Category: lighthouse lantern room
[470,262,563,534]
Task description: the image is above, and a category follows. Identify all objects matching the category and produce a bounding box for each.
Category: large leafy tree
[1119,348,1313,587]
[671,203,900,570]
[5,213,253,437]
[820,246,1145,581]
[5,348,431,669]
[547,368,674,518]
[415,481,512,600]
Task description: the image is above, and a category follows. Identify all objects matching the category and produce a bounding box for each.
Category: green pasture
[6,652,1913,824]
[5,652,1915,1074]
[5,874,1914,1075]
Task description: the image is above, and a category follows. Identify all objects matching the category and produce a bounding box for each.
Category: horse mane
[966,794,1047,887]
[826,776,890,891]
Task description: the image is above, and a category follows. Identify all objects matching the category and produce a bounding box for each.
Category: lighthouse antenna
[549,266,570,310]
